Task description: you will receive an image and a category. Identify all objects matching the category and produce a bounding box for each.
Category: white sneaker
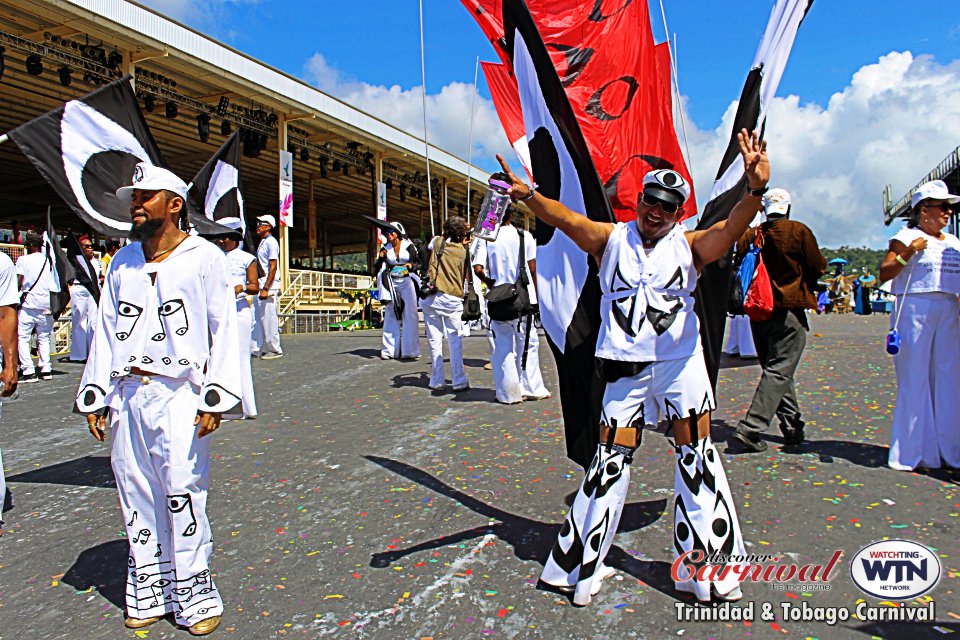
[712,584,743,602]
[260,352,283,360]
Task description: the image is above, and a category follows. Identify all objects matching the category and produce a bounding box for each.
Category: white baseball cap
[115,162,189,205]
[762,188,791,218]
[642,169,690,206]
[911,180,960,208]
[256,214,276,228]
[385,221,407,237]
[218,217,243,232]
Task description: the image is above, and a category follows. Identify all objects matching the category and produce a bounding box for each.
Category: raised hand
[737,129,770,190]
[496,154,534,202]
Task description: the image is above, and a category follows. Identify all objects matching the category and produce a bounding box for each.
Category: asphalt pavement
[0,313,956,639]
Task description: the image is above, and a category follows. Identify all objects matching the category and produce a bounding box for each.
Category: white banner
[376,180,388,247]
[279,149,293,227]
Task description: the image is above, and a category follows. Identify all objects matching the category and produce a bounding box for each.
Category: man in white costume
[68,234,101,362]
[16,233,57,382]
[77,163,241,635]
[496,129,769,605]
[473,208,550,404]
[253,215,282,359]
[210,218,259,420]
[0,251,19,536]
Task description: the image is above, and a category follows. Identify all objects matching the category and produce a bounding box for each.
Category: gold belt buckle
[140,375,151,385]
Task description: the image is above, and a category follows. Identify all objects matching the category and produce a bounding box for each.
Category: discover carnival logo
[850,539,941,599]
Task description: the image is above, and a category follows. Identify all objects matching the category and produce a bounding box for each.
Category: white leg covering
[673,436,746,602]
[381,302,400,359]
[236,304,257,417]
[70,287,91,361]
[34,313,53,374]
[539,443,631,606]
[261,295,282,355]
[111,377,223,627]
[251,298,265,355]
[516,319,550,399]
[889,295,947,470]
[422,305,446,388]
[445,312,468,389]
[930,297,960,467]
[397,279,421,358]
[17,308,37,375]
[489,320,523,404]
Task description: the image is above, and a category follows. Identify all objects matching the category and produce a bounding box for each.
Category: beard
[129,218,163,242]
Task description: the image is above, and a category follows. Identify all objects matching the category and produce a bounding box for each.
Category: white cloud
[682,51,960,248]
[303,53,514,173]
[137,0,259,29]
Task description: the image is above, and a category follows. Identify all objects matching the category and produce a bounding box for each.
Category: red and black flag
[7,77,165,238]
[188,130,248,241]
[695,0,814,390]
[502,0,614,467]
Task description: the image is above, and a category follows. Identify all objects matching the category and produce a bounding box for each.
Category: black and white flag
[44,210,75,321]
[188,130,247,238]
[504,0,615,467]
[694,0,813,389]
[64,232,101,304]
[7,77,165,238]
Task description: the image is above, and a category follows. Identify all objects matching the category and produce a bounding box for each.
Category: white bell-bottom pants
[17,307,53,376]
[889,292,960,470]
[422,293,467,389]
[234,302,257,418]
[69,286,98,361]
[725,315,757,358]
[488,317,549,404]
[111,375,223,626]
[381,277,421,359]
[252,293,282,356]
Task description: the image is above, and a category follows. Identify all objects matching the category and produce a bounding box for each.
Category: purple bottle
[473,172,513,242]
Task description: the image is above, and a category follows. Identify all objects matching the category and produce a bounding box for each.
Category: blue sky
[143,0,960,247]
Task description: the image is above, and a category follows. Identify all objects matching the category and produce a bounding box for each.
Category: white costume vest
[890,227,960,295]
[596,222,701,362]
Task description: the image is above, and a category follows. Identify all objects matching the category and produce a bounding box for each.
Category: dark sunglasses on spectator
[640,193,679,214]
[81,244,93,249]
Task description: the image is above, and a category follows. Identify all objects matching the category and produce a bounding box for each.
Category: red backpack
[743,227,774,322]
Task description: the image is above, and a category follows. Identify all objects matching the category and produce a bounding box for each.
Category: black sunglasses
[81,244,93,249]
[640,193,679,214]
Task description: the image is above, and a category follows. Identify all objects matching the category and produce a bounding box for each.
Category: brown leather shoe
[124,615,162,629]
[188,615,222,636]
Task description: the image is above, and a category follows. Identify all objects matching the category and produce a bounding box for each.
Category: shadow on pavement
[7,455,115,489]
[338,348,382,359]
[364,455,683,600]
[62,539,128,611]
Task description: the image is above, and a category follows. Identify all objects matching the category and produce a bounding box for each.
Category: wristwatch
[747,185,768,197]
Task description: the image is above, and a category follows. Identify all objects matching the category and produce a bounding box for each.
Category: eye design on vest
[152,299,189,341]
[116,301,143,340]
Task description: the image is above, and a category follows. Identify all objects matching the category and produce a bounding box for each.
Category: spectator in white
[879,180,960,471]
[77,162,241,635]
[253,215,282,359]
[421,215,471,391]
[68,234,101,362]
[473,207,550,404]
[380,222,422,360]
[0,250,19,536]
[210,217,259,419]
[16,233,57,382]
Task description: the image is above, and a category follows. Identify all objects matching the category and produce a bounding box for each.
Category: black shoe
[19,373,38,384]
[782,427,805,446]
[731,429,768,453]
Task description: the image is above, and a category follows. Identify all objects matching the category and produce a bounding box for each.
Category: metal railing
[883,145,960,224]
[278,269,375,320]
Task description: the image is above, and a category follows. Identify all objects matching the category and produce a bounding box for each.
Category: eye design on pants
[153,299,189,341]
[116,301,143,340]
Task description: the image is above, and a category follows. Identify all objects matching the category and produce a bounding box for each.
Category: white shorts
[601,355,716,427]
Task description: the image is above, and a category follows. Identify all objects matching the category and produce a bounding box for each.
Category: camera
[419,279,438,299]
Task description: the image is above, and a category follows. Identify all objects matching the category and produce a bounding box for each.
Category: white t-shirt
[225,247,256,306]
[472,225,538,304]
[16,251,57,311]
[0,253,19,307]
[890,227,960,295]
[257,234,280,292]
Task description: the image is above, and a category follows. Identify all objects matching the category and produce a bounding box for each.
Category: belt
[599,424,641,449]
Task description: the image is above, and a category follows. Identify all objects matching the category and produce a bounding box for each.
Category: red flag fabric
[480,61,533,181]
[461,0,698,220]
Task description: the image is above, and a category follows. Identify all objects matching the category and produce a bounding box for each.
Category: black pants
[737,308,808,437]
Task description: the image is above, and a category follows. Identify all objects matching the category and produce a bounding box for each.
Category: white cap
[642,169,690,206]
[386,221,407,237]
[911,180,960,208]
[218,217,243,232]
[256,214,276,228]
[115,162,189,205]
[763,188,791,218]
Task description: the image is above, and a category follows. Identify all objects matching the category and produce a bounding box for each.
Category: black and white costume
[76,236,241,627]
[539,221,745,604]
[380,239,421,360]
[224,246,258,419]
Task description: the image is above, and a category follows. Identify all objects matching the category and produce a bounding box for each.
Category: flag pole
[658,0,695,200]
[418,0,435,237]
[465,56,480,225]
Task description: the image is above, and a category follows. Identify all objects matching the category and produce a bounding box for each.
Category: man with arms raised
[77,163,240,635]
[497,129,768,605]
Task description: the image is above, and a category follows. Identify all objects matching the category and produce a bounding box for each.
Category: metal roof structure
[0,0,489,264]
[883,145,960,235]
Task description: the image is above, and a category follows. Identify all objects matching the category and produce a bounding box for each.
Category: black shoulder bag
[461,243,481,321]
[485,230,532,322]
